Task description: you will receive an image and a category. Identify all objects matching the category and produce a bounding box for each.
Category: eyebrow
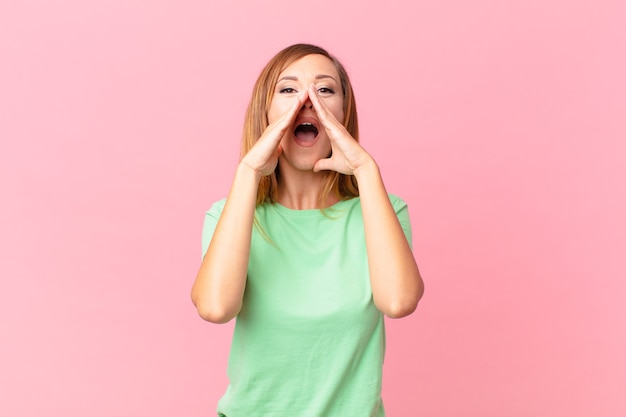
[277,74,338,83]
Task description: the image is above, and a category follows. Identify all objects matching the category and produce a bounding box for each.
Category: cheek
[321,97,345,124]
[331,104,344,124]
[267,97,289,124]
[267,102,280,124]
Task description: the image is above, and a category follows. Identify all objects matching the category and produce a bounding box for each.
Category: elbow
[384,299,419,319]
[196,305,235,324]
[191,293,238,324]
[381,282,425,319]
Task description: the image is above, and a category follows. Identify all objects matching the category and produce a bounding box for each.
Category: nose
[301,97,313,110]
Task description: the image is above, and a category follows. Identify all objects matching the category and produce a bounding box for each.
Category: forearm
[354,160,424,318]
[191,163,260,323]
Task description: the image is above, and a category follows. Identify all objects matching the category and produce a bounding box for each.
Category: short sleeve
[388,194,413,250]
[201,198,227,259]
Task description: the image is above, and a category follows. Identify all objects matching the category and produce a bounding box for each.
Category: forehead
[278,54,339,79]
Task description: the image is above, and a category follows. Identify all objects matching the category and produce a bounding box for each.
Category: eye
[279,87,298,94]
[318,87,335,95]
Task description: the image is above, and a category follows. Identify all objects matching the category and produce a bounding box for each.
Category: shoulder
[206,198,227,218]
[339,194,408,214]
[387,193,408,213]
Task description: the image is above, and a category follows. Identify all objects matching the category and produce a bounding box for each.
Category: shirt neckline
[269,198,357,216]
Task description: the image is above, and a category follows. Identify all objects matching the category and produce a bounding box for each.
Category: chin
[279,154,320,173]
[280,145,330,172]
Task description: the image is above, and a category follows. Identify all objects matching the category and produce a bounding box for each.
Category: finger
[257,91,306,152]
[269,90,309,140]
[279,90,309,127]
[313,157,333,172]
[307,84,342,132]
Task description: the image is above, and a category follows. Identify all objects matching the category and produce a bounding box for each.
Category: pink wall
[1,1,625,416]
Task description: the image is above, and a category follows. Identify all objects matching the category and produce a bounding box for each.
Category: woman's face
[267,54,344,173]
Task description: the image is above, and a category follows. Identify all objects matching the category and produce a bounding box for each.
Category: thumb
[275,144,283,158]
[313,157,332,172]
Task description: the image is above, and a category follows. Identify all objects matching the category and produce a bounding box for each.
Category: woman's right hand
[240,90,308,177]
[192,92,309,323]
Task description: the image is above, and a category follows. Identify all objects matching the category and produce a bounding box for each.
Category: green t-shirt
[201,195,413,417]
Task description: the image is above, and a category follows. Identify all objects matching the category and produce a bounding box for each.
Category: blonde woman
[192,43,424,417]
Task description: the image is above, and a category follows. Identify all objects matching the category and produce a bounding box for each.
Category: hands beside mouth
[307,84,376,177]
[240,90,309,177]
[241,85,376,178]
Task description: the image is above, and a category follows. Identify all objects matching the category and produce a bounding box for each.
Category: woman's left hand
[308,84,374,175]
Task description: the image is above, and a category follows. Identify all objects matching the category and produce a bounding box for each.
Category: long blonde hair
[241,44,360,206]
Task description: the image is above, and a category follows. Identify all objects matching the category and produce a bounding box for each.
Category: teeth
[294,121,319,138]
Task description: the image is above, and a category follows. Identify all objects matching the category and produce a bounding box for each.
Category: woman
[192,43,424,417]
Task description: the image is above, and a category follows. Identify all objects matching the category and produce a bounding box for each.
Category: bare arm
[191,163,260,323]
[191,91,308,323]
[309,84,424,318]
[354,161,424,318]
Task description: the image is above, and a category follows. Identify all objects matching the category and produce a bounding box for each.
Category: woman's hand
[240,91,308,177]
[308,84,374,175]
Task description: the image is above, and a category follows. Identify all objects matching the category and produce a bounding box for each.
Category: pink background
[1,1,625,416]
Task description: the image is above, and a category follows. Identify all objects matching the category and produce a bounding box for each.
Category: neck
[276,168,338,210]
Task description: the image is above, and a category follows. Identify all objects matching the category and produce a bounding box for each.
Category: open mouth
[294,122,319,143]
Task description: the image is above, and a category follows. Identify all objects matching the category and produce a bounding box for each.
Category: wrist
[238,160,263,182]
[353,157,379,181]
